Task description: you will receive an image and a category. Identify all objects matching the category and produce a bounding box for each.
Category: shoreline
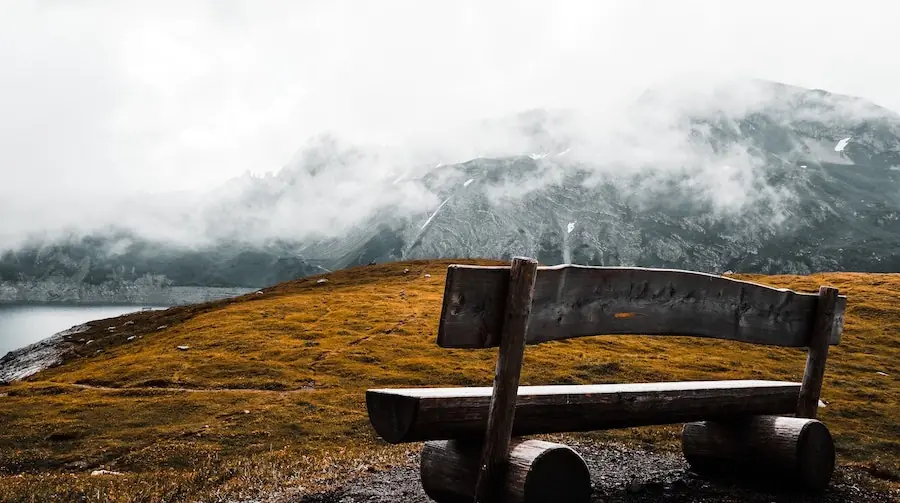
[0,281,254,305]
[0,323,89,383]
[0,285,254,382]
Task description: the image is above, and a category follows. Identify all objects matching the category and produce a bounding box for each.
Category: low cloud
[1,1,899,251]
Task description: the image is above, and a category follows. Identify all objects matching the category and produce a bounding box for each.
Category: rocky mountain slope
[3,79,900,297]
[291,81,900,274]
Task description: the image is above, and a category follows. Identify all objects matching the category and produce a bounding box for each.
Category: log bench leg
[420,438,592,503]
[681,415,835,491]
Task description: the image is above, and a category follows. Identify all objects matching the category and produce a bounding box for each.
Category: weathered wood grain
[437,264,847,349]
[366,380,801,444]
[796,286,840,418]
[421,438,591,503]
[682,415,835,491]
[474,257,538,503]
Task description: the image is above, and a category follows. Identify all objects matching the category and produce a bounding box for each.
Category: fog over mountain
[2,2,900,299]
[3,78,900,298]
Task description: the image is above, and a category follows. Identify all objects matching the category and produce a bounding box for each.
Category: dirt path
[293,440,899,503]
[62,382,316,394]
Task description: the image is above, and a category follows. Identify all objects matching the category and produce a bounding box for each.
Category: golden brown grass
[0,260,897,502]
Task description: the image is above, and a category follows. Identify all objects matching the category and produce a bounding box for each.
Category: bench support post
[473,257,538,503]
[422,438,592,503]
[682,415,835,491]
[796,286,839,419]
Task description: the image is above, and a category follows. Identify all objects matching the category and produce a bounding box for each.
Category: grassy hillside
[0,260,897,502]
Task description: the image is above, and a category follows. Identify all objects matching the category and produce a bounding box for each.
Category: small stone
[626,478,643,493]
[85,340,94,345]
[123,321,135,326]
[177,345,190,351]
[876,371,889,377]
[316,278,329,285]
[403,268,410,274]
[127,336,136,341]
[106,326,116,332]
[255,290,264,295]
[157,325,168,330]
[818,399,827,408]
[90,469,122,476]
[424,274,432,279]
[243,409,250,414]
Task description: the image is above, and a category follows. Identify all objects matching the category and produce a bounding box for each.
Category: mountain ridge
[3,79,900,298]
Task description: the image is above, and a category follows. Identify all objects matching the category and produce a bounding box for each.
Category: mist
[2,0,900,251]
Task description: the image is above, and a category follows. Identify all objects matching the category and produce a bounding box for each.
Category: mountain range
[2,79,899,301]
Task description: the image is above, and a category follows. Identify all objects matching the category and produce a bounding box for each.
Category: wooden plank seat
[364,258,848,502]
[367,380,802,444]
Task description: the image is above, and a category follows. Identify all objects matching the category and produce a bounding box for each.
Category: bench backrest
[439,264,846,349]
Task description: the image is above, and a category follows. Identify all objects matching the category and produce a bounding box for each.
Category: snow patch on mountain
[835,137,852,152]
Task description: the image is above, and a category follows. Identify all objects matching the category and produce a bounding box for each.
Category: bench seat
[366,380,801,444]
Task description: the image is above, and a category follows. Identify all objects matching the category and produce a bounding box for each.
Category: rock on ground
[293,441,898,503]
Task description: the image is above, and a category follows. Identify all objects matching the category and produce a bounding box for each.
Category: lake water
[0,304,166,357]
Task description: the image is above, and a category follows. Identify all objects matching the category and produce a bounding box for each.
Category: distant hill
[3,79,900,298]
[0,232,327,288]
[0,233,324,303]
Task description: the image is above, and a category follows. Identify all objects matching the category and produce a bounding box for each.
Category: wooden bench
[366,258,846,503]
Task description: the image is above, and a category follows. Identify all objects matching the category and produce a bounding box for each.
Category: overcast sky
[1,0,898,216]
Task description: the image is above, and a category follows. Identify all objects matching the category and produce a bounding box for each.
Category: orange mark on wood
[614,312,637,319]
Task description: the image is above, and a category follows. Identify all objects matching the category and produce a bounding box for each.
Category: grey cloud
[1,1,899,250]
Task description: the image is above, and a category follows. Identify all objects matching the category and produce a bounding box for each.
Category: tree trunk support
[422,438,591,503]
[682,415,835,491]
[473,257,538,503]
[797,286,839,419]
